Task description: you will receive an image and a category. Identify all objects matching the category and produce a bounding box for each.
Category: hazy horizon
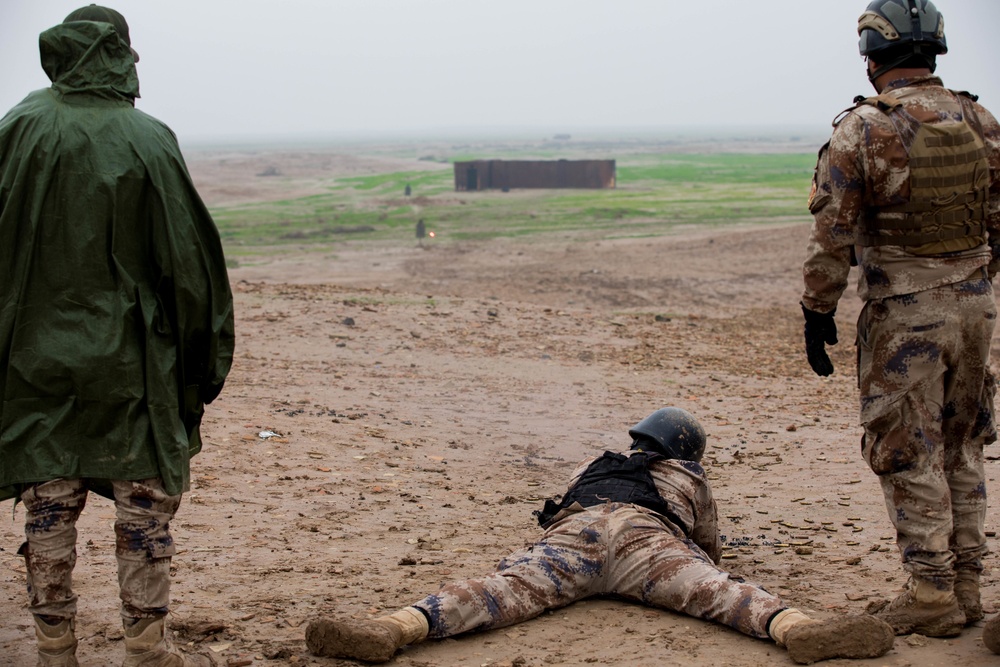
[176,122,830,148]
[3,1,998,144]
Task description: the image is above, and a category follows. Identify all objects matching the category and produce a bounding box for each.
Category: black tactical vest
[534,451,684,531]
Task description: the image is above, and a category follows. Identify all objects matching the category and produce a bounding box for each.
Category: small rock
[263,647,293,660]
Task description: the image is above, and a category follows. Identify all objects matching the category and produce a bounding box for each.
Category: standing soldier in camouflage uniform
[0,5,234,666]
[801,0,1000,640]
[305,408,894,664]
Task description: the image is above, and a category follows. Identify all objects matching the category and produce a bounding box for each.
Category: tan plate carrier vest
[856,89,990,255]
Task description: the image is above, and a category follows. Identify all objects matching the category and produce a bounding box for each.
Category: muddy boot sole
[785,615,894,665]
[983,615,1000,654]
[305,618,399,663]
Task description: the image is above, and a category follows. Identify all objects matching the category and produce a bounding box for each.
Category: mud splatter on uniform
[19,478,181,620]
[802,75,1000,588]
[413,453,786,639]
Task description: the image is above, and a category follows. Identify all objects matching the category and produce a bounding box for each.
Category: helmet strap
[630,436,666,457]
[868,55,908,86]
[868,48,936,88]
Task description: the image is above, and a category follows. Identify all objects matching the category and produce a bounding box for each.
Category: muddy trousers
[414,504,785,640]
[858,274,997,589]
[20,477,182,621]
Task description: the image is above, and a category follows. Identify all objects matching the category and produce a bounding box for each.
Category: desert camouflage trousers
[19,477,181,621]
[414,503,785,640]
[858,271,997,589]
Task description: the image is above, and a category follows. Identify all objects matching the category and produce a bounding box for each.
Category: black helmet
[858,0,946,80]
[628,407,707,462]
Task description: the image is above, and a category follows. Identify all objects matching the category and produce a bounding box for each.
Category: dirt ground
[3,150,1000,667]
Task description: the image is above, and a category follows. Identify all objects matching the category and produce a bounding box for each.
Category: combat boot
[306,606,429,663]
[983,613,1000,653]
[35,616,79,667]
[954,570,983,624]
[874,578,965,637]
[769,608,894,664]
[122,617,212,667]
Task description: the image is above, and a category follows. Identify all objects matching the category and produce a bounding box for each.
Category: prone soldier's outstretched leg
[606,507,783,637]
[605,508,894,663]
[306,511,609,662]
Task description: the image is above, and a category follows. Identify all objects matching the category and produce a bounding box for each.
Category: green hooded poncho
[0,19,235,501]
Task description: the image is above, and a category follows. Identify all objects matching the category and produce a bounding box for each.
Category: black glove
[801,304,837,376]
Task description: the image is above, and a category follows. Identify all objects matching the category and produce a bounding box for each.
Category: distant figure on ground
[416,218,426,246]
[0,5,234,666]
[800,0,1000,646]
[404,183,412,196]
[305,408,894,665]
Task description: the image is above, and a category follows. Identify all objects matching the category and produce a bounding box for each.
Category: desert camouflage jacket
[802,75,1000,313]
[555,452,721,563]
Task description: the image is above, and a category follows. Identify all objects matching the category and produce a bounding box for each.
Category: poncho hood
[39,20,139,101]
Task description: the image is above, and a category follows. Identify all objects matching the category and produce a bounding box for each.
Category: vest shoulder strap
[856,93,904,113]
[952,89,980,103]
[833,93,903,127]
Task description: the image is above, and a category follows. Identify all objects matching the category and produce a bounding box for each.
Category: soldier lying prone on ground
[305,408,895,665]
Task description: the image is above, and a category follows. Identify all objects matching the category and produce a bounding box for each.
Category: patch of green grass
[618,153,814,187]
[211,152,814,252]
[339,169,452,193]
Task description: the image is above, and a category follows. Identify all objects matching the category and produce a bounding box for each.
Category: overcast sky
[1,1,998,143]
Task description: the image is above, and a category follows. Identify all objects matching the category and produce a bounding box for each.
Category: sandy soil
[3,151,1000,667]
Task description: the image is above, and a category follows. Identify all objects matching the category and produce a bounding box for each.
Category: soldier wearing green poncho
[0,5,234,666]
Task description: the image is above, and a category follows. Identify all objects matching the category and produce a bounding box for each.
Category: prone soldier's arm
[690,480,722,564]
